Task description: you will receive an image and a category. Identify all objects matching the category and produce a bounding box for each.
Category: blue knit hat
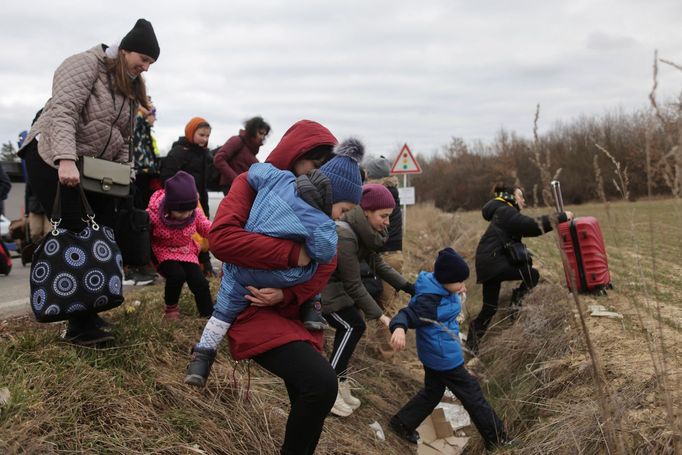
[434,247,470,284]
[320,137,365,204]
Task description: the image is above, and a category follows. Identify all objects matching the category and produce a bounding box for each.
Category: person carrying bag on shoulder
[18,18,160,346]
[466,182,573,353]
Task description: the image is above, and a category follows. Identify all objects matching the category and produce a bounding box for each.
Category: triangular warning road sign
[390,144,422,174]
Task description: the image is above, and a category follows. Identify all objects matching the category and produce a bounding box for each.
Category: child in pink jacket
[147,171,213,319]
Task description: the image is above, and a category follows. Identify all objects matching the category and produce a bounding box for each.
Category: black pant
[395,365,507,450]
[254,341,338,455]
[325,306,366,380]
[469,264,540,346]
[132,172,157,210]
[157,260,213,316]
[23,140,117,231]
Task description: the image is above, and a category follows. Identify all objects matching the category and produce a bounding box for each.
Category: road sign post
[390,144,421,238]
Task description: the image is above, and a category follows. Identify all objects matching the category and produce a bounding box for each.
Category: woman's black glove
[400,282,416,296]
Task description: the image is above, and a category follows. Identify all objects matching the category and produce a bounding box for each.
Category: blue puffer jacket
[389,271,464,371]
[247,163,337,263]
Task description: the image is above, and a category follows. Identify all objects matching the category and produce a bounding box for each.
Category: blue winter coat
[213,163,337,324]
[389,271,464,371]
[246,163,337,263]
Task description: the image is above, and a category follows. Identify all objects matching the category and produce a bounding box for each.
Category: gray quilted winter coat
[21,45,135,167]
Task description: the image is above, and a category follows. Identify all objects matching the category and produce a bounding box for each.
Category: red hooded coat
[208,120,338,360]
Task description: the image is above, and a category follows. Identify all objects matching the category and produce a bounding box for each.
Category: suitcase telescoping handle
[550,180,565,213]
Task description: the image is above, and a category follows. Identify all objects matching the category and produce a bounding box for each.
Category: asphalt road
[0,253,31,318]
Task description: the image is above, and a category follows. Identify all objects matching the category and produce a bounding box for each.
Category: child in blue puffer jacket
[388,247,510,451]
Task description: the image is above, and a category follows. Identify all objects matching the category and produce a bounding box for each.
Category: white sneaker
[338,380,361,410]
[330,391,353,417]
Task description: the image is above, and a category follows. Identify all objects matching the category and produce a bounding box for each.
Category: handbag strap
[49,182,98,234]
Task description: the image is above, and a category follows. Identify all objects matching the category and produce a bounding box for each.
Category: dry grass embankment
[1,199,680,454]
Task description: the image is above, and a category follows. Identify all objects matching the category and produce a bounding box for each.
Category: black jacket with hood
[161,137,210,216]
[474,198,566,283]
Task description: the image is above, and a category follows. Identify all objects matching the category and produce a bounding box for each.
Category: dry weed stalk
[529,104,562,207]
[593,155,607,204]
[646,51,682,452]
[595,143,630,201]
[551,224,626,454]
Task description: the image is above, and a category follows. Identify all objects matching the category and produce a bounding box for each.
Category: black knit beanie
[120,19,160,60]
[434,247,470,284]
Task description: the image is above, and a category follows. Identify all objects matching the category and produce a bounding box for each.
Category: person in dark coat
[160,117,214,276]
[161,117,212,216]
[466,183,573,353]
[0,164,10,217]
[213,116,270,195]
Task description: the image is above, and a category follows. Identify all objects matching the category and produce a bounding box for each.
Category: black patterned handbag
[29,183,125,323]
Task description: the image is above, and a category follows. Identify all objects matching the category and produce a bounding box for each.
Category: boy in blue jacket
[388,247,509,450]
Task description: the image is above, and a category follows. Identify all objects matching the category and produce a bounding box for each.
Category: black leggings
[395,365,507,450]
[23,140,117,231]
[157,260,213,316]
[469,264,539,344]
[325,305,367,380]
[254,341,338,455]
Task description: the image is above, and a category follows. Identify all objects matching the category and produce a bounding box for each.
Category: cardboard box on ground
[416,408,469,454]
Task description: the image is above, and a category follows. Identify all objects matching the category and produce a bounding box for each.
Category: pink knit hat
[360,183,396,211]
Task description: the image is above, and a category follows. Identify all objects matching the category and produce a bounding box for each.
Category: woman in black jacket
[466,183,573,352]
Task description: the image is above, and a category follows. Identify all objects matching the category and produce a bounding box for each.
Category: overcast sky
[2,0,682,163]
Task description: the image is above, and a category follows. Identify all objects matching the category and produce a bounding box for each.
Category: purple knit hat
[360,183,396,211]
[164,171,198,211]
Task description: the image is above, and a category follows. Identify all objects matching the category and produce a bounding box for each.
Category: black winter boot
[389,415,419,444]
[300,297,329,331]
[184,346,217,387]
[465,320,480,355]
[510,286,527,320]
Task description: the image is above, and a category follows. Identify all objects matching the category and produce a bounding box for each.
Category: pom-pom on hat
[184,117,210,144]
[360,183,396,211]
[320,137,365,204]
[120,19,160,61]
[164,171,198,211]
[364,156,391,180]
[434,247,470,284]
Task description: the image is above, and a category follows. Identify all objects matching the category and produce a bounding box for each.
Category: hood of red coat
[265,120,337,171]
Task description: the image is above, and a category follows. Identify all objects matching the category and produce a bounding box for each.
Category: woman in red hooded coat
[206,120,340,455]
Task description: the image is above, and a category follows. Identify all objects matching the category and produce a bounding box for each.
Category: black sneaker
[123,270,155,286]
[300,298,328,331]
[389,416,419,444]
[63,326,114,346]
[184,346,217,387]
[92,314,112,330]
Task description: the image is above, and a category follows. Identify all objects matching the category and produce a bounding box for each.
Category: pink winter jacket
[147,190,211,264]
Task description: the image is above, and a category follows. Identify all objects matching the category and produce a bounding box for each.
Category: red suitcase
[551,181,612,294]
